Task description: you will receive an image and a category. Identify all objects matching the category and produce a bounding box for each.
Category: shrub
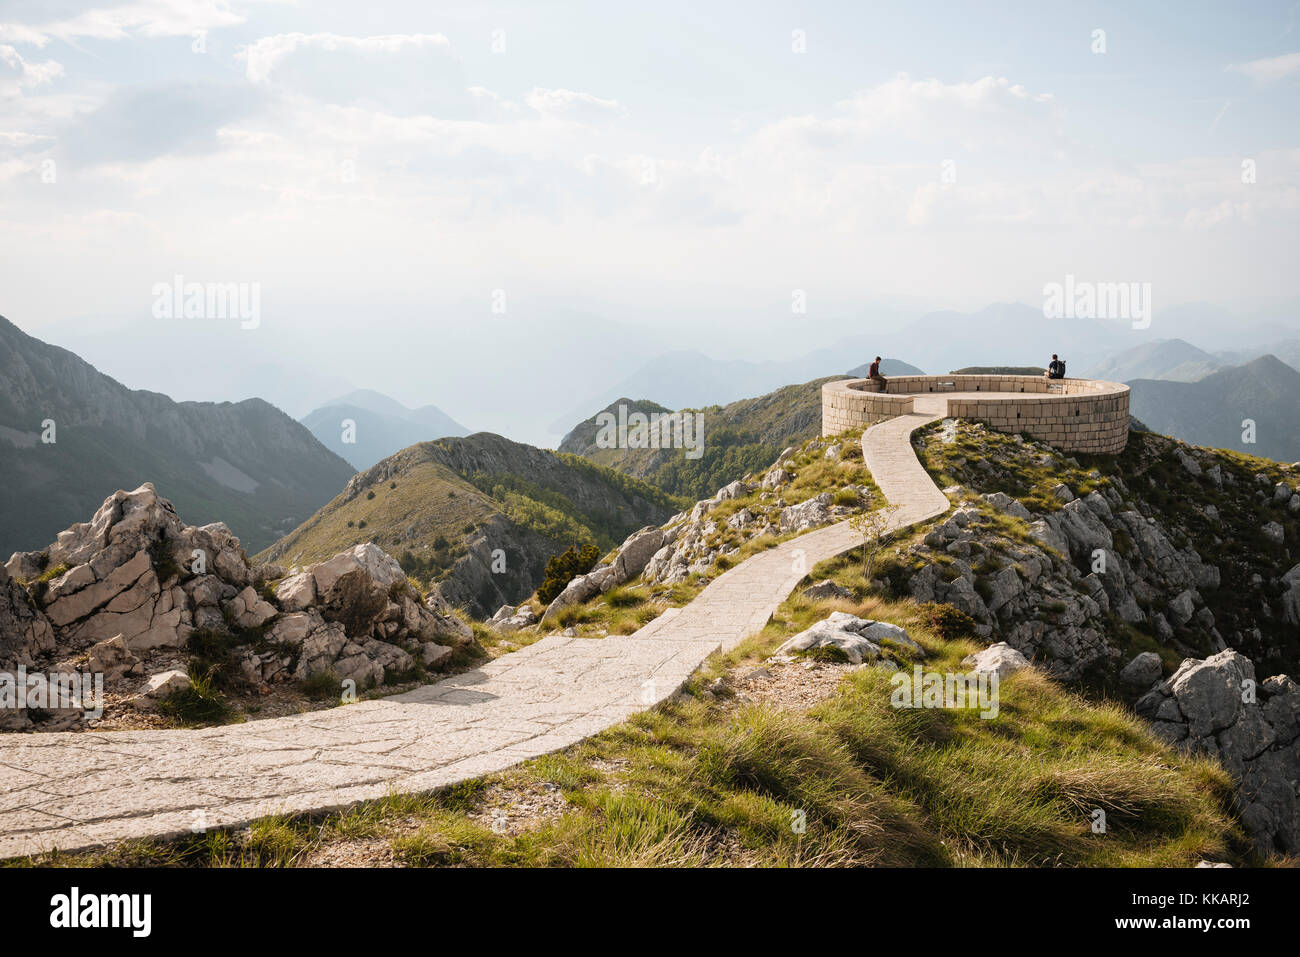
[160,668,230,725]
[537,543,601,605]
[366,490,376,500]
[918,602,978,641]
[299,670,345,701]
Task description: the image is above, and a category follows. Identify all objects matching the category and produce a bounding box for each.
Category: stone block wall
[823,376,1130,453]
[945,390,1129,454]
[822,384,913,436]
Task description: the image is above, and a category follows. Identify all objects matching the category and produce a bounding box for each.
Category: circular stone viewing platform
[823,374,1130,454]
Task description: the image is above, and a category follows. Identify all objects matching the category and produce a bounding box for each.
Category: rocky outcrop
[902,475,1223,680]
[1135,650,1299,856]
[0,564,55,667]
[2,484,473,729]
[638,455,865,588]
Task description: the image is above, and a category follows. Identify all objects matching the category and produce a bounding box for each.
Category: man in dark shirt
[867,356,887,391]
[1045,354,1065,379]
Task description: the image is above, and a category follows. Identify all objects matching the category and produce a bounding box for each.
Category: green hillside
[259,432,683,616]
[559,378,837,499]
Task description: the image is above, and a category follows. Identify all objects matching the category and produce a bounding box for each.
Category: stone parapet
[823,375,1130,453]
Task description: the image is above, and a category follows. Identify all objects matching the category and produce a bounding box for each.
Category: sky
[1,0,1298,439]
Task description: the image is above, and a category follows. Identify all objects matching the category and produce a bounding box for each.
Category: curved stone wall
[822,375,1130,454]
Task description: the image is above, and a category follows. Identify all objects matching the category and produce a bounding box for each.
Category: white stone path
[0,411,948,859]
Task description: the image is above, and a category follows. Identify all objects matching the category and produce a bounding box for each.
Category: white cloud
[0,44,64,97]
[0,0,268,46]
[1227,51,1300,82]
[524,87,625,120]
[239,32,452,84]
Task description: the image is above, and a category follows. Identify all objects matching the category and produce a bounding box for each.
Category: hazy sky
[1,0,1298,430]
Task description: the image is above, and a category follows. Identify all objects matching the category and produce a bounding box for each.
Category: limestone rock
[224,586,277,631]
[981,491,1031,521]
[802,579,852,602]
[779,493,833,534]
[0,565,56,668]
[1120,651,1162,687]
[86,635,141,678]
[962,642,1029,677]
[275,572,316,612]
[1137,649,1298,855]
[132,669,191,710]
[769,613,915,665]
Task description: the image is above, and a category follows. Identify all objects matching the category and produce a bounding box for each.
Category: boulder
[224,586,277,631]
[775,612,882,665]
[779,493,834,534]
[86,634,141,678]
[132,669,191,710]
[762,468,793,490]
[541,565,618,622]
[1120,651,1162,687]
[1167,650,1253,738]
[274,572,316,612]
[802,579,852,602]
[715,480,752,501]
[962,642,1029,677]
[611,527,667,582]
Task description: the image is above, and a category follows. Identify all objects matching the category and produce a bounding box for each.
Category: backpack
[1058,359,1066,377]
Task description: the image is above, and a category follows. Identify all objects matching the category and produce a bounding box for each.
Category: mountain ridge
[0,314,355,556]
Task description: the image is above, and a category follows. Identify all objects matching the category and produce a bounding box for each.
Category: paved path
[0,412,948,859]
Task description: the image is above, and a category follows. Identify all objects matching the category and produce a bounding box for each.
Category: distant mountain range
[302,389,470,470]
[1085,338,1224,383]
[0,315,354,556]
[1127,355,1300,462]
[878,302,1136,377]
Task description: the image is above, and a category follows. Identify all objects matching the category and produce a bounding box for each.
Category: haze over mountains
[0,315,354,556]
[6,301,1300,567]
[1084,339,1224,383]
[1127,356,1300,463]
[302,389,471,471]
[27,300,1297,447]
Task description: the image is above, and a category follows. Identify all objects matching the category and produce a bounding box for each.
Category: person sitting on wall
[1045,354,1066,379]
[867,356,887,391]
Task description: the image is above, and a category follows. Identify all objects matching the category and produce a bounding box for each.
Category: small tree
[538,543,601,605]
[848,503,900,581]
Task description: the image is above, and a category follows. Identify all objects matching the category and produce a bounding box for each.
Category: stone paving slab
[0,411,947,859]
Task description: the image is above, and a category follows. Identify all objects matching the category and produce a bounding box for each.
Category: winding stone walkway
[0,411,948,859]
